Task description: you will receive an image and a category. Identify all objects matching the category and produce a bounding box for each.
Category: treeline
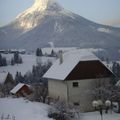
[15,61,52,84]
[0,52,23,67]
[36,48,57,57]
[99,55,120,78]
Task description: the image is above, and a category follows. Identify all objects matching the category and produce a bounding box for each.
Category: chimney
[59,50,63,64]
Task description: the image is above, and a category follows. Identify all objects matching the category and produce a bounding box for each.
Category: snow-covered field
[0,54,36,83]
[0,54,55,83]
[0,98,120,120]
[0,98,51,120]
[42,47,104,55]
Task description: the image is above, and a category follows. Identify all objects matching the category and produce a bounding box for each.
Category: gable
[16,85,31,95]
[65,60,114,80]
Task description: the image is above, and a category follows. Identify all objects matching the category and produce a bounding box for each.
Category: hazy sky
[0,0,120,27]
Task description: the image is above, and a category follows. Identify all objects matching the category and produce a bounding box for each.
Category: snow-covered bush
[48,101,81,120]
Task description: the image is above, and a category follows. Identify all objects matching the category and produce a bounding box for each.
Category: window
[73,82,78,87]
[74,102,80,106]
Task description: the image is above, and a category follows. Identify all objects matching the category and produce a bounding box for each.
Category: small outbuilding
[43,50,115,112]
[10,83,32,97]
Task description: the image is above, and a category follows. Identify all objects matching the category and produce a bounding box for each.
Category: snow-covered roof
[43,50,99,80]
[10,83,27,94]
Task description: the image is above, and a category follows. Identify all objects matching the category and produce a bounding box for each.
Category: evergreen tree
[50,49,56,57]
[4,72,14,85]
[2,57,7,66]
[116,63,120,77]
[15,72,24,84]
[1,73,15,96]
[112,62,120,77]
[14,52,19,63]
[39,48,43,56]
[13,52,23,64]
[106,57,109,64]
[36,48,43,56]
[0,54,7,66]
[11,58,15,65]
[36,48,39,56]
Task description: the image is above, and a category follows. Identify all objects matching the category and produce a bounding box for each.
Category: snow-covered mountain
[0,0,120,58]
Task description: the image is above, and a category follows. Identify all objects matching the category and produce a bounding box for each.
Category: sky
[0,0,120,27]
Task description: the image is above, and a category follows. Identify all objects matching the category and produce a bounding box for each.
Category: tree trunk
[118,102,120,113]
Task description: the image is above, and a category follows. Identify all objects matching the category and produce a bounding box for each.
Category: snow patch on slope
[97,27,112,33]
[54,21,64,33]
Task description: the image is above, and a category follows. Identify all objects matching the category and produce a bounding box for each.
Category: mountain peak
[16,0,58,18]
[33,0,56,11]
[16,0,63,30]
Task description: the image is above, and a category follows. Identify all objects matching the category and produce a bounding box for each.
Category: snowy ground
[0,98,52,120]
[0,98,120,120]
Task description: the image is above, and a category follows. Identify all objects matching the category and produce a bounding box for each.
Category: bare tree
[28,83,48,103]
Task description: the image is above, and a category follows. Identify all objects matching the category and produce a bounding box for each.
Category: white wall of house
[67,78,110,111]
[48,78,110,112]
[48,80,68,101]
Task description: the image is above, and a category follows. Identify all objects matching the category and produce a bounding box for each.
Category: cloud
[102,19,120,27]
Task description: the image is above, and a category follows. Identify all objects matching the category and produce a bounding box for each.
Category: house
[43,50,115,112]
[10,83,32,97]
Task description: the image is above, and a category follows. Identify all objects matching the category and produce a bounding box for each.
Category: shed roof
[43,50,102,80]
[10,83,28,94]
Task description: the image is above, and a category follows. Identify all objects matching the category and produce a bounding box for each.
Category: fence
[1,114,15,120]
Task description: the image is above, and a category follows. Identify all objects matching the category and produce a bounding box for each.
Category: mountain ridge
[0,0,120,60]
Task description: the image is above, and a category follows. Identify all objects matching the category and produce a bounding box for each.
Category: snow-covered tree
[112,62,120,78]
[1,73,15,96]
[36,48,43,56]
[4,73,14,85]
[48,101,81,120]
[0,53,7,66]
[50,49,57,57]
[12,52,23,64]
[15,72,24,84]
[92,76,120,113]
